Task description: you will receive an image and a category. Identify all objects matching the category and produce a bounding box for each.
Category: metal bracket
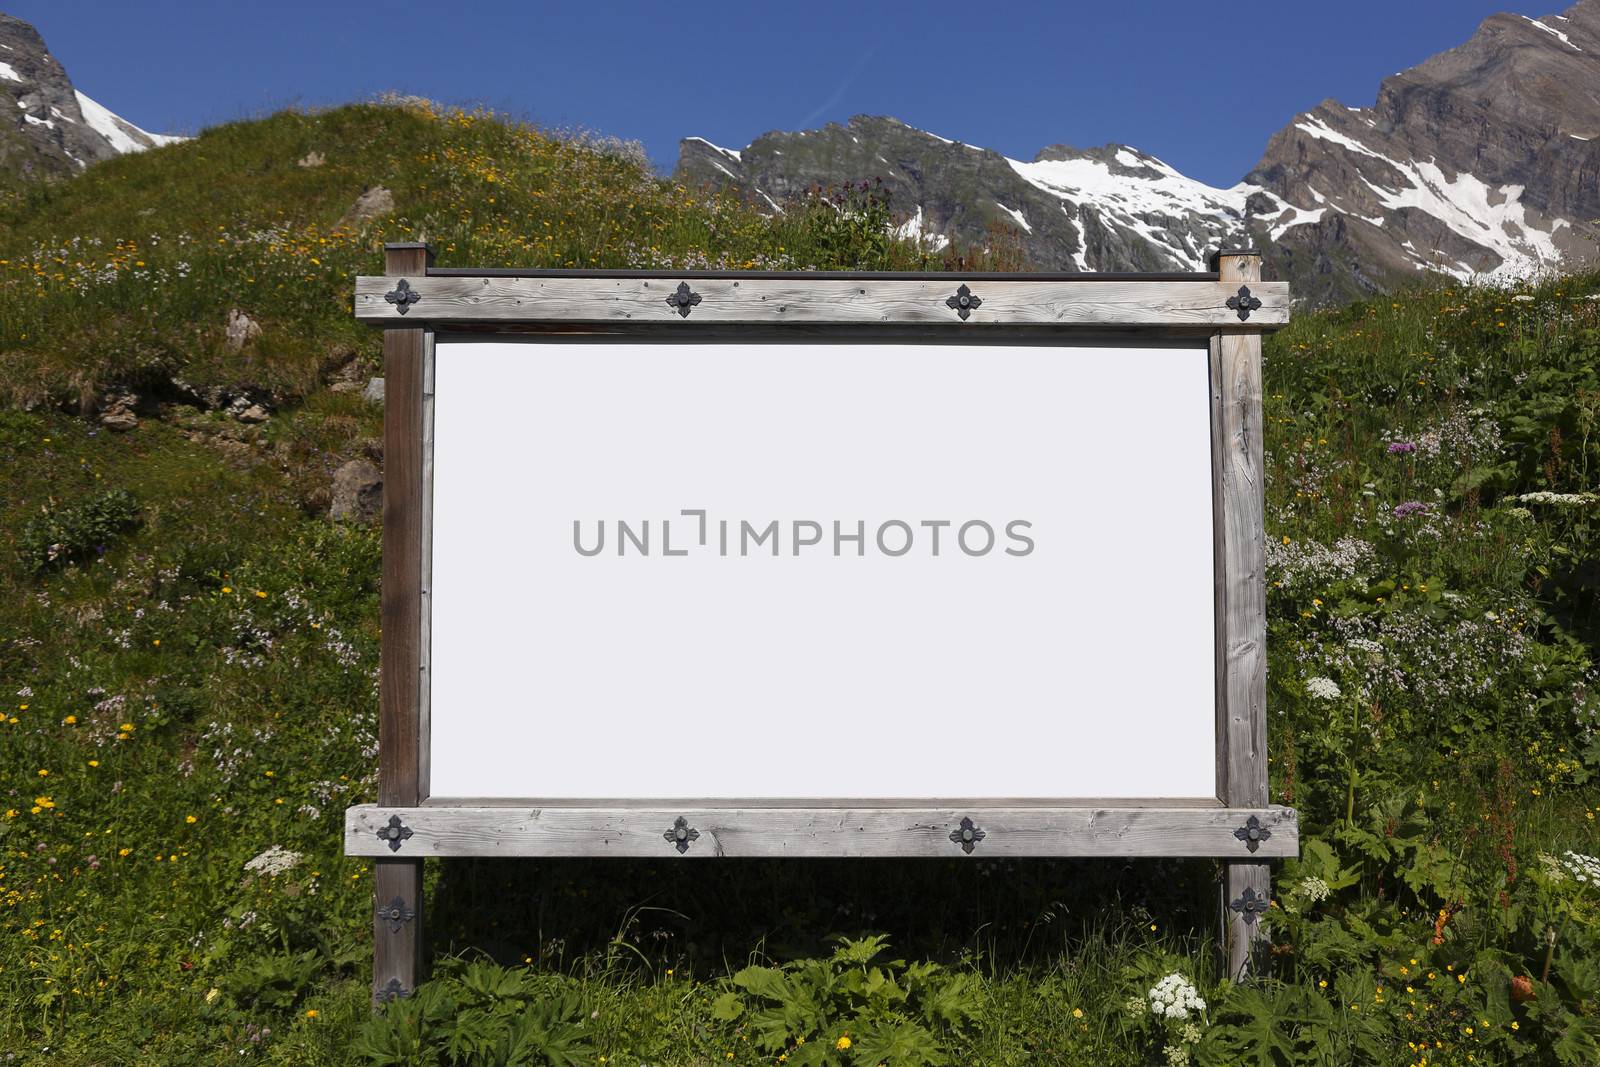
[1229,885,1269,925]
[663,815,700,853]
[665,281,702,318]
[377,895,416,934]
[1233,815,1271,853]
[1225,285,1262,321]
[945,284,982,320]
[377,814,414,853]
[385,278,421,315]
[374,977,412,1003]
[949,816,986,854]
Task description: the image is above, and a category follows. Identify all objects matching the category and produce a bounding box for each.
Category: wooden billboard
[345,243,1295,1002]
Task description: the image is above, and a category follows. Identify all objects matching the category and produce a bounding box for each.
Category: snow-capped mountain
[1,13,183,180]
[678,0,1600,302]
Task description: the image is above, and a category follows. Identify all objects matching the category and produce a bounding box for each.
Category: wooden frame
[352,245,1291,1000]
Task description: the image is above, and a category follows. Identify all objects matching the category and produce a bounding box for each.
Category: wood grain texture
[1214,252,1275,982]
[375,243,431,1009]
[380,246,428,808]
[372,859,424,1001]
[343,805,1299,858]
[353,276,1290,327]
[1213,255,1268,809]
[1224,860,1272,980]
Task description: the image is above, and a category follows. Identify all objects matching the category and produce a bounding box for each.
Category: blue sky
[9,0,1563,187]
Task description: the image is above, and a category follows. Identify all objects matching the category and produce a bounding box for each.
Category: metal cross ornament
[374,977,411,1003]
[665,281,702,318]
[377,895,416,934]
[1225,285,1262,321]
[377,814,414,852]
[384,278,421,315]
[950,816,986,853]
[1229,886,1270,925]
[1233,815,1271,853]
[663,816,700,853]
[945,284,982,320]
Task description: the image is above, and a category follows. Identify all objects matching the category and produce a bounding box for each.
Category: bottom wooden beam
[344,804,1298,859]
[372,858,424,1006]
[1221,860,1271,981]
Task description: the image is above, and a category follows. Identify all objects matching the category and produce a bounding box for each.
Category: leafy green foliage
[709,936,975,1065]
[19,486,139,572]
[354,960,594,1067]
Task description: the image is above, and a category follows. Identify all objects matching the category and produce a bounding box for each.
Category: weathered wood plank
[343,805,1299,859]
[353,276,1291,327]
[1214,256,1268,810]
[375,242,431,1007]
[1213,250,1277,982]
[1223,860,1272,980]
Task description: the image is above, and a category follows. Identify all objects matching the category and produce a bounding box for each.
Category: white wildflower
[1305,677,1342,701]
[1124,995,1148,1020]
[1517,492,1598,507]
[1163,1043,1191,1067]
[1296,876,1332,903]
[244,845,304,876]
[1148,973,1207,1021]
[1562,851,1600,885]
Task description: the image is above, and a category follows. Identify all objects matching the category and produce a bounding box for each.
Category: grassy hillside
[0,101,1597,1065]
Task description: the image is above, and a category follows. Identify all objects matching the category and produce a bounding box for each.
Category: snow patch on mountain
[74,91,184,153]
[1523,15,1582,51]
[0,60,19,82]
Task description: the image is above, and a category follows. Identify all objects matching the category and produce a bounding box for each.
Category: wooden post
[1211,247,1271,980]
[374,242,432,1005]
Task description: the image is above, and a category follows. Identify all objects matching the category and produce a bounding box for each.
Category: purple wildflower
[1387,441,1417,455]
[1393,501,1429,518]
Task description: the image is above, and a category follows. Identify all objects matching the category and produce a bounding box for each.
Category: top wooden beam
[353,274,1290,328]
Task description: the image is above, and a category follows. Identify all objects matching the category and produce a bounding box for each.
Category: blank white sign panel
[428,339,1217,800]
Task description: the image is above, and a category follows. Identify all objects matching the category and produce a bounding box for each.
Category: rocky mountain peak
[678,2,1600,303]
[0,13,183,180]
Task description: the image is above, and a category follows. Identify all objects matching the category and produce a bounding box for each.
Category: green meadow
[0,101,1596,1065]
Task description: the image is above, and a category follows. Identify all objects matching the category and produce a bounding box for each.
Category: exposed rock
[329,458,383,523]
[297,150,325,168]
[338,185,395,228]
[224,309,262,353]
[0,13,184,180]
[674,0,1600,303]
[234,403,270,424]
[98,391,138,432]
[362,377,385,404]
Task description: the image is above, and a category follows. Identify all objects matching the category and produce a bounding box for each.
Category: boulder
[338,185,395,228]
[98,391,138,432]
[362,377,385,404]
[297,150,325,168]
[224,309,262,353]
[329,459,383,523]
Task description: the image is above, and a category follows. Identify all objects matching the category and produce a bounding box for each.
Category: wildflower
[1147,973,1206,1021]
[118,848,131,857]
[1386,441,1418,455]
[185,815,197,824]
[63,715,76,725]
[835,1035,851,1050]
[87,760,98,768]
[255,590,267,599]
[1561,852,1600,883]
[205,987,220,1004]
[1305,678,1341,701]
[1393,501,1429,518]
[1072,1007,1083,1019]
[221,586,232,593]
[305,1009,318,1019]
[37,769,47,777]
